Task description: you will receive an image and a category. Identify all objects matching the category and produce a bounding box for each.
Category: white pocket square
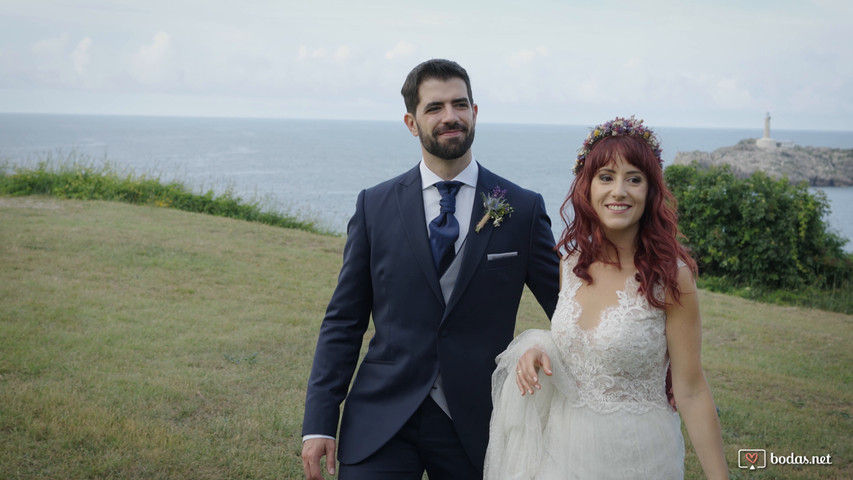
[487,252,518,261]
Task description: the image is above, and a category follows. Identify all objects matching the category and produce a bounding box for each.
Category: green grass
[694,290,851,479]
[1,197,341,478]
[0,152,323,234]
[1,197,850,479]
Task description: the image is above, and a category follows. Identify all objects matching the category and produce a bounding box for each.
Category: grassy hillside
[1,197,850,479]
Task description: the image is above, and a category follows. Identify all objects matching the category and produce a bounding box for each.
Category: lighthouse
[756,112,776,149]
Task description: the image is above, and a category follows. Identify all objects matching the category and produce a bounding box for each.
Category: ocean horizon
[2,113,851,251]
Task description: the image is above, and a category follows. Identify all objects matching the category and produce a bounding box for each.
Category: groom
[301,59,560,479]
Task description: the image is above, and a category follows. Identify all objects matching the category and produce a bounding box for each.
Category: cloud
[333,45,352,63]
[577,78,603,103]
[623,58,642,69]
[71,37,92,75]
[134,31,171,68]
[31,34,69,57]
[129,31,181,88]
[27,34,89,88]
[3,1,850,128]
[711,77,755,109]
[507,46,548,68]
[297,45,330,60]
[385,41,416,60]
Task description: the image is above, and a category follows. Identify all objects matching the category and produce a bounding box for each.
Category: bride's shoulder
[559,252,582,288]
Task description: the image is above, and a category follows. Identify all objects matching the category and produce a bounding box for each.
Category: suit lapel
[444,164,496,315]
[395,165,445,305]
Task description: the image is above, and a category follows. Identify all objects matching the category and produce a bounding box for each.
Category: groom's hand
[302,437,337,479]
[516,347,552,396]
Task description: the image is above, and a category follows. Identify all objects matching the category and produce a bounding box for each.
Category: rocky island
[673,114,853,187]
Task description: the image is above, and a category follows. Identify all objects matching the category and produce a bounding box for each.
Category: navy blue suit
[302,163,560,473]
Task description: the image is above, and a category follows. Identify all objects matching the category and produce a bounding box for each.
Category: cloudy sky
[1,0,851,130]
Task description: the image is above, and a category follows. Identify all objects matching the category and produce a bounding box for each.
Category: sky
[1,0,851,130]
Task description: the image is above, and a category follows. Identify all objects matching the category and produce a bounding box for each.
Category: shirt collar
[419,159,479,191]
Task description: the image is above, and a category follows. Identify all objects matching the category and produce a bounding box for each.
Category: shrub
[665,163,851,290]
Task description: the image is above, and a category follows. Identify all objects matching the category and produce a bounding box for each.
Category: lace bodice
[551,254,670,414]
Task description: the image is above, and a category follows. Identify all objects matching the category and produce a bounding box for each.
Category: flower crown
[574,116,663,174]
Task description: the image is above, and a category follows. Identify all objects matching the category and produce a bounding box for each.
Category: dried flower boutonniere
[475,186,513,233]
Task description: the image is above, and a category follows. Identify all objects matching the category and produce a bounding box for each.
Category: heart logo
[745,452,759,464]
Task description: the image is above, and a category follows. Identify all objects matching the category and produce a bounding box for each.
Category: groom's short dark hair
[401,59,474,115]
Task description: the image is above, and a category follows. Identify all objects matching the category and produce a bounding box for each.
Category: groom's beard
[419,121,476,161]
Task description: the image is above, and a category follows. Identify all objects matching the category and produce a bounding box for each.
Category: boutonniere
[475,186,514,233]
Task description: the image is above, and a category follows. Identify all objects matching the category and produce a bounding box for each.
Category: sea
[1,113,851,251]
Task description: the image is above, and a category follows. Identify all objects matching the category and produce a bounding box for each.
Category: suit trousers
[338,396,481,480]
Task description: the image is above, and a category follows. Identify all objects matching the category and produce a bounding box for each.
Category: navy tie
[429,181,464,276]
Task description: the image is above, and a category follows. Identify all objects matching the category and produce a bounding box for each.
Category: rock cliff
[673,139,853,186]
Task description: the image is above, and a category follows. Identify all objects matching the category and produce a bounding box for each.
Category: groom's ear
[403,113,419,137]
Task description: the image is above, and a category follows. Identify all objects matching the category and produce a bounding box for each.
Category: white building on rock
[756,113,794,149]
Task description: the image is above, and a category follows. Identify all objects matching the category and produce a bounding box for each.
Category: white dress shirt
[419,159,479,250]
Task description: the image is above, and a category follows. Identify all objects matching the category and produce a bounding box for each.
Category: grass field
[1,196,851,479]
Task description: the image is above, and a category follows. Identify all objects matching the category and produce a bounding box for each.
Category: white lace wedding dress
[484,254,685,479]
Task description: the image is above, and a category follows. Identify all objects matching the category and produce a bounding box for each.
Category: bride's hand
[515,347,552,396]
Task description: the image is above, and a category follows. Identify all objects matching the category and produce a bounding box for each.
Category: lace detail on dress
[550,254,670,414]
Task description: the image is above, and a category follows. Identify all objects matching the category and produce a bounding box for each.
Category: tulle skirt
[484,330,685,480]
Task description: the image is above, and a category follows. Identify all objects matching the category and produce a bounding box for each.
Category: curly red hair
[556,134,697,308]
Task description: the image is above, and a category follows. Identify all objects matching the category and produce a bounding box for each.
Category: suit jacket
[302,163,560,471]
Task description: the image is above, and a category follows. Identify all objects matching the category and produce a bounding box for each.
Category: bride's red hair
[556,135,697,308]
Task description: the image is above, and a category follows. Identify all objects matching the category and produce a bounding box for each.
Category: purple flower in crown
[475,186,514,233]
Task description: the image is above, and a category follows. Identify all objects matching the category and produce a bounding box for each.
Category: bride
[484,117,728,479]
